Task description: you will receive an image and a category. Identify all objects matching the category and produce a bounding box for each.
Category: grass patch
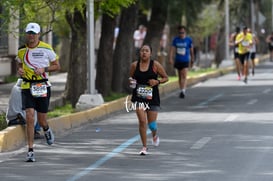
[47,103,74,118]
[188,67,216,77]
[166,76,177,82]
[104,92,127,102]
[4,75,18,83]
[0,112,7,131]
[167,67,216,82]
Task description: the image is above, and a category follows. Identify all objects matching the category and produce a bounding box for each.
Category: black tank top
[131,60,160,106]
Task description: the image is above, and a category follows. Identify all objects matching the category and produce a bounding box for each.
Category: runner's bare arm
[169,46,176,65]
[155,61,168,84]
[17,63,24,76]
[129,61,137,78]
[44,59,61,73]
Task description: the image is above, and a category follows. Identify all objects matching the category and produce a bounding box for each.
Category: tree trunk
[112,4,138,93]
[144,0,169,59]
[65,9,87,107]
[214,26,225,67]
[96,14,116,96]
[166,24,179,76]
[59,37,70,72]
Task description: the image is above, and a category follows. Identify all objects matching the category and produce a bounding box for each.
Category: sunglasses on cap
[26,31,38,35]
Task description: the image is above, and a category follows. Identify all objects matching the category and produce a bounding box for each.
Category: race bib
[242,41,249,47]
[30,82,47,97]
[136,84,153,100]
[177,48,186,55]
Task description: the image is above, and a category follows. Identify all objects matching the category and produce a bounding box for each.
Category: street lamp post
[76,0,104,110]
[87,0,95,94]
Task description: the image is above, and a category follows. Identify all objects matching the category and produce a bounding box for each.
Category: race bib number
[30,82,47,97]
[136,84,153,100]
[177,48,186,55]
[242,41,249,47]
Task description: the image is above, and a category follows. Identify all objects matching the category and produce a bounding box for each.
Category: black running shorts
[21,87,51,113]
[174,61,189,70]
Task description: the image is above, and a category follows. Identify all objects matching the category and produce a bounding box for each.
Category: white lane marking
[67,130,151,181]
[247,99,258,105]
[198,93,223,106]
[224,114,238,122]
[190,137,211,149]
[263,88,271,94]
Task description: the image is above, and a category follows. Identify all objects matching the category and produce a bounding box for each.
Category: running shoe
[237,75,241,80]
[26,151,35,162]
[44,128,54,145]
[179,92,185,99]
[152,135,160,147]
[243,77,248,84]
[139,147,148,155]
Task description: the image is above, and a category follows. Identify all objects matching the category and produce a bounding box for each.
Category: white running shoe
[152,135,160,147]
[26,151,35,162]
[139,147,148,155]
[44,128,54,145]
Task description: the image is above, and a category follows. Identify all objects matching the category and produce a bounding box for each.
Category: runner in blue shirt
[169,25,194,98]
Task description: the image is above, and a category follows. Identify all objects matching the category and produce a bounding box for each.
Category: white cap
[25,22,40,34]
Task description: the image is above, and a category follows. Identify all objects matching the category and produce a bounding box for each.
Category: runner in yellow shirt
[235,26,253,83]
[17,22,60,162]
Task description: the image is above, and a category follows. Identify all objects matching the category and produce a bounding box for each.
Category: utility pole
[76,0,104,110]
[87,0,95,94]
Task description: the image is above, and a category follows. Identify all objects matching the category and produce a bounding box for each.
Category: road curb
[0,56,268,152]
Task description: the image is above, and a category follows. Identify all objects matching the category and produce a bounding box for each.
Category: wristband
[44,67,49,72]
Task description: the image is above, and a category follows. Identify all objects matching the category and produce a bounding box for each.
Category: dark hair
[140,44,152,52]
[235,27,240,33]
[178,25,186,31]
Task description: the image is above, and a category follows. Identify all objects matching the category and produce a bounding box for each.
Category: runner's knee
[148,121,157,131]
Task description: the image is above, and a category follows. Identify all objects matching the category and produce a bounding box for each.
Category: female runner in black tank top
[131,60,160,106]
[129,44,168,155]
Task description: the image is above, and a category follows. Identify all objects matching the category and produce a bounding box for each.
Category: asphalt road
[1,61,273,181]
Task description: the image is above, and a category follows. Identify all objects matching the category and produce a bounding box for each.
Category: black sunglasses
[26,31,38,35]
[179,31,185,34]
